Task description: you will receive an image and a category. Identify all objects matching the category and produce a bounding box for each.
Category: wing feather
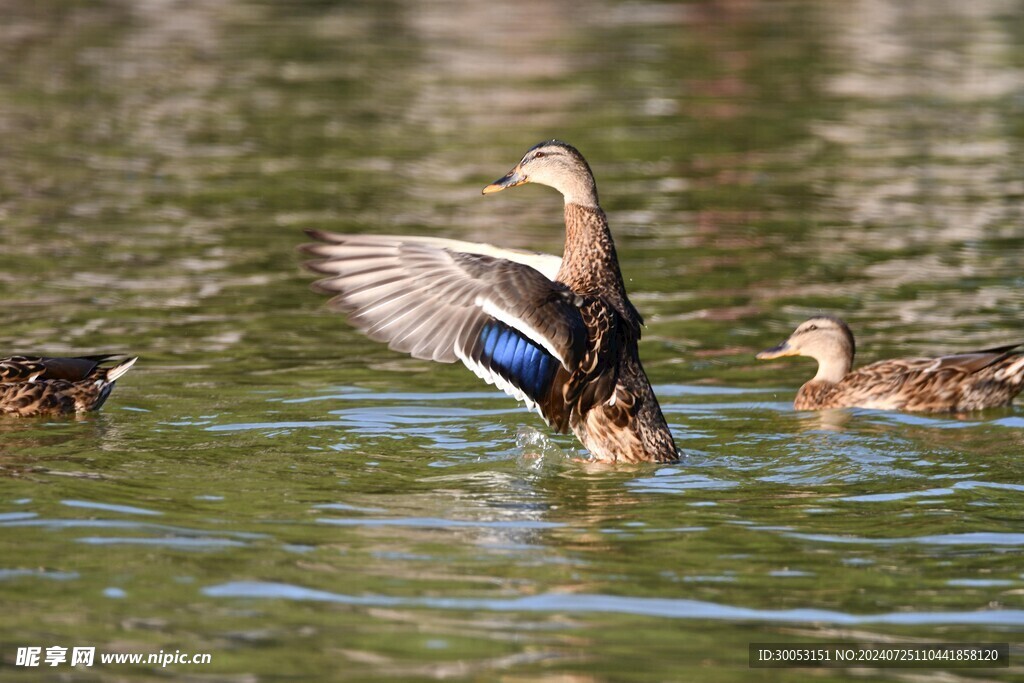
[303,230,562,280]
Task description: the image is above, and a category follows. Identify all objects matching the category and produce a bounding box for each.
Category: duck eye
[806,324,818,331]
[533,152,546,159]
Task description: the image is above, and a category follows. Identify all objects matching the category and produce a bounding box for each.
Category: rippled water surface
[1,0,1023,680]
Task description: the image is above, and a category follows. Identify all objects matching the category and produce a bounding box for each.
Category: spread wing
[300,231,586,425]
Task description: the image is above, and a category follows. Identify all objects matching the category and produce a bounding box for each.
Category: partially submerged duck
[757,316,1024,412]
[0,355,137,417]
[301,140,678,463]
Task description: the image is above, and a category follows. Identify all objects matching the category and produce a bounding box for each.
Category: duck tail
[81,357,137,412]
[105,357,138,383]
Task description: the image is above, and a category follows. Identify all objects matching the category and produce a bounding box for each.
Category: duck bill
[756,341,799,360]
[482,167,528,194]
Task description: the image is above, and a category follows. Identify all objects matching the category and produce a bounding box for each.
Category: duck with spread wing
[301,141,678,463]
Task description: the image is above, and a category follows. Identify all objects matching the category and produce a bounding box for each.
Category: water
[1,0,1023,680]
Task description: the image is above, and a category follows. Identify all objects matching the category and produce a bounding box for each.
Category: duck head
[757,316,856,383]
[483,140,599,208]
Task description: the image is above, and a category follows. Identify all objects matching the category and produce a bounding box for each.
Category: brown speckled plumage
[301,140,678,463]
[0,355,137,417]
[551,203,675,462]
[758,316,1024,412]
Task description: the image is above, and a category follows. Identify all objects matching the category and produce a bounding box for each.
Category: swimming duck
[757,316,1024,411]
[0,355,137,417]
[301,140,678,463]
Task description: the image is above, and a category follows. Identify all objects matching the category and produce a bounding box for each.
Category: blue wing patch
[477,321,557,401]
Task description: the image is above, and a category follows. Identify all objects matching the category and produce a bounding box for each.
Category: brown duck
[301,140,678,463]
[0,355,137,417]
[757,316,1024,411]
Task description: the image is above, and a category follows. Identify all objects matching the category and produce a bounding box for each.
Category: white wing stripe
[455,347,547,421]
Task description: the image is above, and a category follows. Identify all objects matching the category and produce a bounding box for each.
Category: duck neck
[812,354,852,384]
[557,203,640,328]
[557,203,621,290]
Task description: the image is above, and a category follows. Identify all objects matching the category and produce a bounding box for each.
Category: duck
[756,316,1024,412]
[301,140,678,463]
[0,355,137,417]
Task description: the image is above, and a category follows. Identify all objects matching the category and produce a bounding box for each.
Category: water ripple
[787,532,1024,546]
[204,580,1024,626]
[317,517,564,530]
[78,537,246,549]
[627,472,738,493]
[62,499,162,516]
[0,569,80,581]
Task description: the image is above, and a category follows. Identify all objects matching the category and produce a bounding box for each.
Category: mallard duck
[0,355,137,417]
[757,316,1024,411]
[301,140,678,463]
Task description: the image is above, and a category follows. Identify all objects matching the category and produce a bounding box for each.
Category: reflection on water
[1,0,1023,680]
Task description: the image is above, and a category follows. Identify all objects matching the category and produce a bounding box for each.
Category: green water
[1,0,1023,680]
